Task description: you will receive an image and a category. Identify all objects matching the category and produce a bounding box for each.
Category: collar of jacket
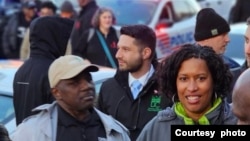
[32,102,129,136]
[114,70,157,91]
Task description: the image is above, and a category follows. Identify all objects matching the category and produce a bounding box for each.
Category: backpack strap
[96,30,117,68]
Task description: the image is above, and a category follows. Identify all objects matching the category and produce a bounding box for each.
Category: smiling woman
[136,44,237,141]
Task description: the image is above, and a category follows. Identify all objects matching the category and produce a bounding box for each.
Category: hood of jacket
[29,16,74,59]
[32,102,129,136]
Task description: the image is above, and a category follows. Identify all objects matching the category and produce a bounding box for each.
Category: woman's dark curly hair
[157,44,232,101]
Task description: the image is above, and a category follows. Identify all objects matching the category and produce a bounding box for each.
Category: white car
[0,60,116,135]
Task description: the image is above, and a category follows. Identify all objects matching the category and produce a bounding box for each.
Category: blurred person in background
[229,0,250,24]
[34,0,42,12]
[70,0,99,50]
[13,16,74,125]
[194,8,241,103]
[19,1,57,60]
[38,1,57,17]
[232,68,250,125]
[60,0,77,20]
[229,17,250,125]
[1,1,38,59]
[72,7,118,68]
[240,17,250,72]
[137,44,237,141]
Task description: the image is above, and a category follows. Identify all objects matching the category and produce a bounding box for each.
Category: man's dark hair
[40,1,57,13]
[120,24,156,60]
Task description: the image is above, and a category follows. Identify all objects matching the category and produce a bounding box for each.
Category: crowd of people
[0,0,77,60]
[0,0,250,140]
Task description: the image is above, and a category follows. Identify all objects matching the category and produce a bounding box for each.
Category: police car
[96,0,202,58]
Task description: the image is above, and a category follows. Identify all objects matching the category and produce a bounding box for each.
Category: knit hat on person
[48,55,99,88]
[194,8,230,41]
[60,1,74,12]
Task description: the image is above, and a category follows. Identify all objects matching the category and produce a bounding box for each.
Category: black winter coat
[70,1,98,49]
[97,70,172,141]
[230,0,250,23]
[13,17,74,125]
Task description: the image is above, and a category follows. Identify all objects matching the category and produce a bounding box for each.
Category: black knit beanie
[194,8,230,41]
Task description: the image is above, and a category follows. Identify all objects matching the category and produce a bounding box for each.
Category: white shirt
[128,65,155,98]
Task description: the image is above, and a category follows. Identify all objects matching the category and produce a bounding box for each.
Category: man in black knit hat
[194,8,241,103]
[195,8,231,55]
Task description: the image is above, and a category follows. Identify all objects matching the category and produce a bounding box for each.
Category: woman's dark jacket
[72,27,118,68]
[70,1,98,49]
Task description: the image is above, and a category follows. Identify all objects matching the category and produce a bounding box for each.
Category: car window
[159,3,171,21]
[172,0,198,21]
[97,0,158,26]
[0,94,14,124]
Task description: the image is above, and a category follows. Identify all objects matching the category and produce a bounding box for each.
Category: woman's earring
[172,94,176,103]
[215,92,218,100]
